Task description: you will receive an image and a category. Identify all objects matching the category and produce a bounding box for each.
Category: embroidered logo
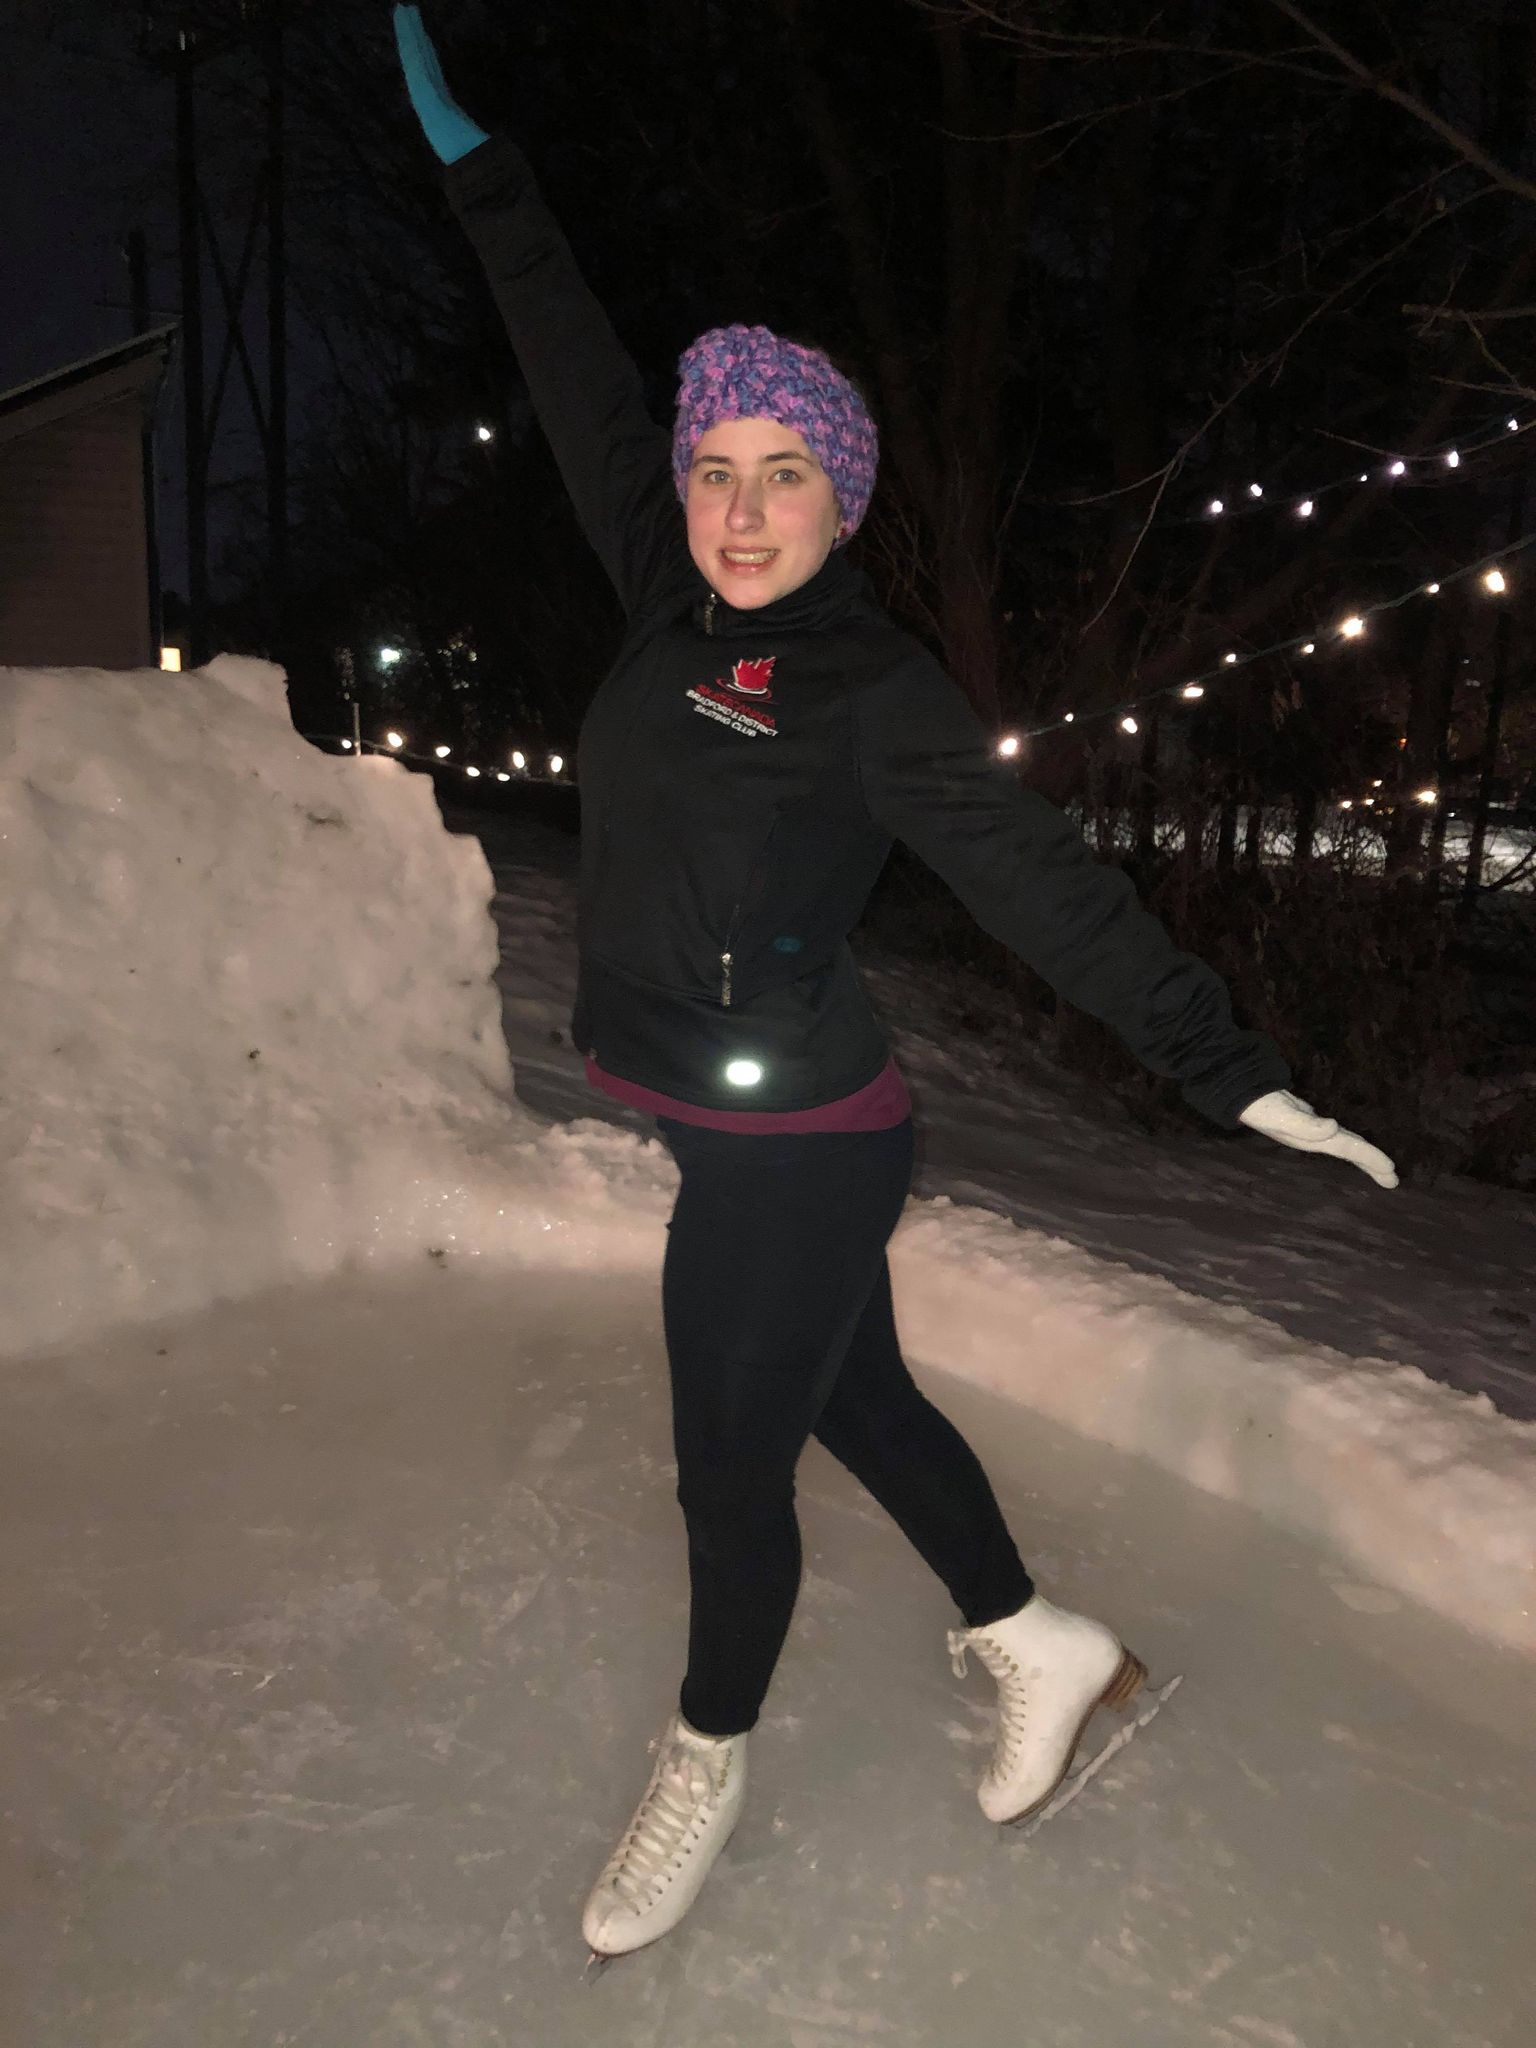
[687,655,779,738]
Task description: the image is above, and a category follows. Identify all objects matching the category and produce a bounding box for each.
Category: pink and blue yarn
[671,324,879,544]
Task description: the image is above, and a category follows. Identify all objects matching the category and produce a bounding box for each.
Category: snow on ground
[2,662,1532,2041]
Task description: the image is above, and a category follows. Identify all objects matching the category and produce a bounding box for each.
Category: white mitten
[1237,1089,1398,1188]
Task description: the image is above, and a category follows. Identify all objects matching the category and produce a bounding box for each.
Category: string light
[466,765,481,778]
[378,646,402,668]
[1183,403,1530,529]
[1011,528,1536,746]
[548,754,564,775]
[1120,716,1139,734]
[1415,788,1438,804]
[434,744,451,759]
[997,734,1021,758]
[340,738,353,750]
[475,424,495,443]
[512,750,526,769]
[386,730,404,748]
[496,771,511,782]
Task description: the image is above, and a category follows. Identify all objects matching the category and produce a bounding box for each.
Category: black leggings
[657,1115,1033,1737]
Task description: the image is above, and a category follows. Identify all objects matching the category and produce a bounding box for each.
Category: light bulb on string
[1223,651,1238,665]
[1445,450,1460,468]
[1064,712,1074,723]
[466,765,481,778]
[1207,498,1225,516]
[1339,799,1354,809]
[1301,642,1316,655]
[386,730,404,749]
[434,745,450,759]
[1181,683,1205,699]
[549,754,564,775]
[1387,460,1406,478]
[1296,499,1314,518]
[1120,716,1139,734]
[511,750,526,770]
[997,734,1021,758]
[475,424,495,443]
[1483,567,1508,593]
[496,771,511,782]
[1247,483,1263,498]
[1339,615,1366,639]
[1424,582,1441,595]
[1509,418,1520,432]
[340,738,353,751]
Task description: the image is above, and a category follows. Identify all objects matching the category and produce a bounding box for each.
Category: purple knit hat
[671,323,879,544]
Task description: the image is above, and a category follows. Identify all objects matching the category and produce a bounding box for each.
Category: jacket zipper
[719,813,782,1007]
[703,591,717,636]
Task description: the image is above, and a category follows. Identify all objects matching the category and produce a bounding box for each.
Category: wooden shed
[0,326,176,671]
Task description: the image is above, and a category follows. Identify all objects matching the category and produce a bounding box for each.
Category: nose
[725,481,766,533]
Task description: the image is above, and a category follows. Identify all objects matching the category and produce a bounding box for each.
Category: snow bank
[0,656,535,1354]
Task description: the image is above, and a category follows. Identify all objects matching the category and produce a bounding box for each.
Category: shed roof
[0,325,178,449]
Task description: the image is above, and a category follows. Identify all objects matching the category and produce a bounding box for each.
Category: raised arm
[392,5,689,616]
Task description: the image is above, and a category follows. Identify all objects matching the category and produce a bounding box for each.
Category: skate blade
[1010,1672,1182,1839]
[584,1948,617,1982]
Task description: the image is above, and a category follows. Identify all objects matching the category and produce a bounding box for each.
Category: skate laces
[948,1628,1030,1776]
[608,1737,726,1910]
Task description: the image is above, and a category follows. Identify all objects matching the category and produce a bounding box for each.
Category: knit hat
[671,323,879,544]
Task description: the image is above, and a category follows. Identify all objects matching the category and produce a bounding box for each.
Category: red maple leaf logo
[728,656,777,698]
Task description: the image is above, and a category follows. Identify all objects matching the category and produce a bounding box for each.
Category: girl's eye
[773,469,803,484]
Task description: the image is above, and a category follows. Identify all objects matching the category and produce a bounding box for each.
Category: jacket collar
[691,545,865,638]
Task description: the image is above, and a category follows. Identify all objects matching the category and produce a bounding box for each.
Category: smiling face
[684,416,844,609]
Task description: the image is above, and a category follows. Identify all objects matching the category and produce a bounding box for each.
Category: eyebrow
[691,449,817,467]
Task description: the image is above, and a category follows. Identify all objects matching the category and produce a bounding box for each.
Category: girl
[392,5,1397,1966]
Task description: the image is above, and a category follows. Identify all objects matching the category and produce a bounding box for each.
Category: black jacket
[446,137,1291,1127]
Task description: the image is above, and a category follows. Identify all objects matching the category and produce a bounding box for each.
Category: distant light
[1424,582,1441,595]
[1223,651,1239,665]
[385,729,404,748]
[1063,711,1074,723]
[1339,615,1365,638]
[475,424,495,443]
[1359,473,1369,483]
[1387,460,1406,478]
[1371,779,1383,788]
[378,645,402,667]
[548,753,564,775]
[1207,498,1225,517]
[340,738,353,750]
[511,750,526,770]
[724,1059,763,1087]
[1296,499,1314,518]
[159,645,182,672]
[1247,483,1263,498]
[997,734,1020,759]
[1444,449,1460,468]
[496,771,511,782]
[1508,418,1520,432]
[1415,788,1438,805]
[1301,642,1316,655]
[1120,715,1139,734]
[1339,799,1354,810]
[1362,797,1375,807]
[434,744,451,759]
[466,765,481,778]
[1482,567,1507,594]
[1181,683,1205,700]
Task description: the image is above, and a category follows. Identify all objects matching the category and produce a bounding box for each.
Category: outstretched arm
[855,654,1397,1184]
[392,6,689,616]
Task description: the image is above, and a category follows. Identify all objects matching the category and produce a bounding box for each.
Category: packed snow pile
[0,656,538,1355]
